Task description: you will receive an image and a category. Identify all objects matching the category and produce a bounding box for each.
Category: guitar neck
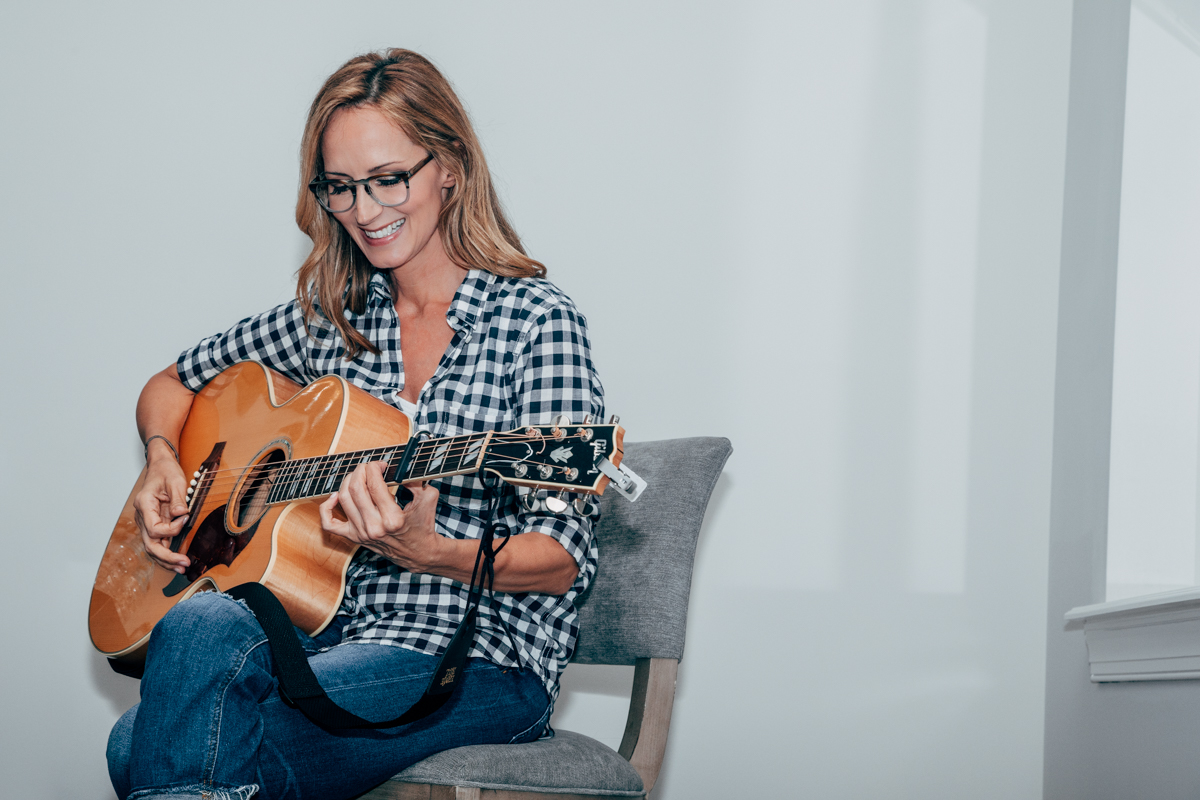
[266,431,493,505]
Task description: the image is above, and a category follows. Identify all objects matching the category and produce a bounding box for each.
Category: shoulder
[476,272,589,330]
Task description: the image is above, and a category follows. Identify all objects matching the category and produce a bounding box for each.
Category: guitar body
[88,361,411,667]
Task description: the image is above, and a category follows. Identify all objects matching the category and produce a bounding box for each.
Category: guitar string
[187,442,571,502]
[187,448,580,504]
[180,433,590,504]
[187,435,491,487]
[184,455,584,509]
[180,430,583,482]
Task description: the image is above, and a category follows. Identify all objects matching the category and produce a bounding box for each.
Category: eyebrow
[321,161,411,179]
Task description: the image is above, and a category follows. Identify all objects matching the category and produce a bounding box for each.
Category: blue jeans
[107,592,551,800]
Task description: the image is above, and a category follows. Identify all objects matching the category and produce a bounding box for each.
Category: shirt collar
[367,271,392,307]
[364,268,495,331]
[447,269,495,330]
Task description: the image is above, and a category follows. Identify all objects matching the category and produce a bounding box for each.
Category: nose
[353,184,384,226]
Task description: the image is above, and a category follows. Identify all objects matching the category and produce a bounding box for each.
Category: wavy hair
[295,49,545,359]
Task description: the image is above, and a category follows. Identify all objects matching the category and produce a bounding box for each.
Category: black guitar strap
[226,581,475,729]
[227,467,514,730]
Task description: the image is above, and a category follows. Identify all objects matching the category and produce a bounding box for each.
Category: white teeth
[364,219,404,239]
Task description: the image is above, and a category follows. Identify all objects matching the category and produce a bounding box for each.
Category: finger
[366,464,404,530]
[346,468,386,538]
[167,475,189,517]
[141,529,189,572]
[319,493,356,540]
[147,507,188,540]
[337,475,370,539]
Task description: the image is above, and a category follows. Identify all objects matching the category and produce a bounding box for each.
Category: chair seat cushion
[389,729,645,797]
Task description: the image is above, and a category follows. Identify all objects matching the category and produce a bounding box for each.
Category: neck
[263,430,493,506]
[388,238,466,310]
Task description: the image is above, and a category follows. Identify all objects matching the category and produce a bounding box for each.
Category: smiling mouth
[364,219,404,239]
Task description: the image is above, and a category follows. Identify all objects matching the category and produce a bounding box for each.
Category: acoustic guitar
[88,360,644,671]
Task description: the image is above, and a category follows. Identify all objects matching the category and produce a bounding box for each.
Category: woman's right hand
[133,441,192,574]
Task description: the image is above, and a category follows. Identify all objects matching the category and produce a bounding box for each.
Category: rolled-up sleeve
[510,304,605,579]
[176,299,313,391]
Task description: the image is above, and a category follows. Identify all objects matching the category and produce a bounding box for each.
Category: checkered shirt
[176,269,605,699]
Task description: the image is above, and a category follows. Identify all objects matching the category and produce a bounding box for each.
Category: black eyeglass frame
[308,152,436,213]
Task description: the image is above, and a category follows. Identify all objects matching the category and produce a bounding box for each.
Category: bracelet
[144,435,179,461]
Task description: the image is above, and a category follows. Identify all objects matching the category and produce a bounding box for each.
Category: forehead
[321,106,420,171]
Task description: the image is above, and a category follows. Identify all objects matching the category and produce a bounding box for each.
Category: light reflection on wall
[1106,3,1200,602]
[906,0,985,594]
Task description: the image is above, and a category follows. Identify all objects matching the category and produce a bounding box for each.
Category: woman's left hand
[318,461,444,573]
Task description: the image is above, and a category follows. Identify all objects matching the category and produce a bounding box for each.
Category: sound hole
[234,448,286,528]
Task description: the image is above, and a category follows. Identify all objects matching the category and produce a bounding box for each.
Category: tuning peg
[545,492,569,514]
[573,497,597,516]
[582,414,593,424]
[554,414,571,426]
[513,463,528,478]
[538,464,553,479]
[608,414,620,425]
[521,491,542,513]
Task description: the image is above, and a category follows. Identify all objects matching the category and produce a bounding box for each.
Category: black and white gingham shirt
[177,269,604,699]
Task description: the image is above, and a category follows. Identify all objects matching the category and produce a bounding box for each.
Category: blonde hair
[295,49,545,359]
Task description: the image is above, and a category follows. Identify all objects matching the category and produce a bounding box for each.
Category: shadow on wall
[90,646,141,717]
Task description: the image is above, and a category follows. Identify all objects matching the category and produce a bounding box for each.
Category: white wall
[1107,3,1200,601]
[0,2,1072,798]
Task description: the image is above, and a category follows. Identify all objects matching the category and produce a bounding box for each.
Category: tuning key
[608,414,620,425]
[573,497,597,516]
[553,415,571,427]
[545,492,569,514]
[520,490,542,513]
[513,463,528,478]
[538,464,553,479]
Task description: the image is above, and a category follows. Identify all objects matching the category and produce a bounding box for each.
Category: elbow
[548,562,579,596]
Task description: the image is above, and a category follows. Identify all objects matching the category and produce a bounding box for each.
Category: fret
[411,439,437,480]
[300,458,322,498]
[322,454,345,495]
[458,436,485,472]
[269,459,297,504]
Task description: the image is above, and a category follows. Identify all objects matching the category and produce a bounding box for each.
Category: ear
[440,167,456,190]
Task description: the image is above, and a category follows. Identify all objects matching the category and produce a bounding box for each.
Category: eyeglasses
[308,153,435,213]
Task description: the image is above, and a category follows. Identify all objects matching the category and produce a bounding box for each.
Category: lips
[364,219,404,239]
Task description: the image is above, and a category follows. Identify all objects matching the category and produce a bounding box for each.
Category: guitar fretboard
[264,432,492,505]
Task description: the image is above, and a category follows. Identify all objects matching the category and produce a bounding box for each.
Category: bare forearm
[136,364,196,462]
[424,531,579,595]
[321,463,581,596]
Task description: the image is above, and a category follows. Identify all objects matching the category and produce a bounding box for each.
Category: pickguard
[162,506,260,597]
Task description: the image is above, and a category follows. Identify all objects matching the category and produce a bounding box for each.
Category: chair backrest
[572,436,732,666]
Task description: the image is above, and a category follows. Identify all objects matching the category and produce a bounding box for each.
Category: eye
[371,174,404,188]
[326,182,352,195]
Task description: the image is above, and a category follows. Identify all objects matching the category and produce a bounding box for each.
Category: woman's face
[320,105,455,273]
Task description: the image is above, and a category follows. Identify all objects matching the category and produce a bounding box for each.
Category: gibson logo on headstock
[550,446,573,463]
[588,440,608,474]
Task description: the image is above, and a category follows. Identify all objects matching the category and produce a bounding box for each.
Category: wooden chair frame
[361,657,679,800]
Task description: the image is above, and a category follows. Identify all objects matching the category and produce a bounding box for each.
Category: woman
[107,49,604,800]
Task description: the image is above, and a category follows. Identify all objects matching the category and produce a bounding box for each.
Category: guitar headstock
[483,418,626,496]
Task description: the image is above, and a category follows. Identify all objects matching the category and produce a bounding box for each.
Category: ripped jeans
[106,593,551,800]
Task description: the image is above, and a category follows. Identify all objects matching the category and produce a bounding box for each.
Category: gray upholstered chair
[360,436,732,800]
